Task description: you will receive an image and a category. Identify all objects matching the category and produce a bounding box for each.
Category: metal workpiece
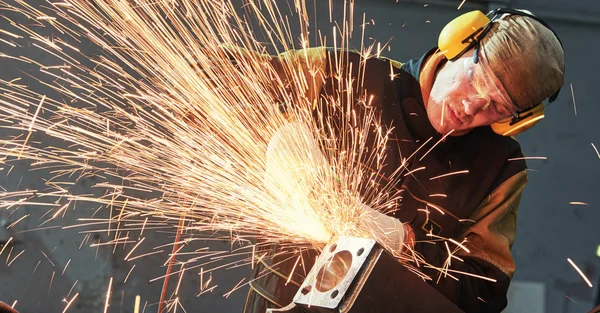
[267,236,464,313]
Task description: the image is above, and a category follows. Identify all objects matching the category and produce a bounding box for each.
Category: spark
[202,281,222,298]
[62,259,71,275]
[507,156,547,161]
[403,166,426,177]
[0,237,12,256]
[49,271,56,296]
[429,170,469,180]
[90,237,132,247]
[40,250,55,267]
[565,295,578,304]
[126,249,163,261]
[448,238,470,253]
[10,301,16,309]
[420,130,455,161]
[4,246,13,265]
[67,280,78,298]
[174,265,186,296]
[592,143,600,159]
[444,241,452,267]
[62,293,78,313]
[31,260,41,276]
[570,83,577,116]
[426,203,446,215]
[251,246,256,269]
[7,249,25,267]
[134,295,141,313]
[104,277,113,313]
[124,237,145,261]
[567,258,593,287]
[14,225,63,234]
[286,255,302,286]
[124,265,136,283]
[5,212,29,229]
[197,269,204,292]
[78,234,91,250]
[140,217,148,238]
[200,271,213,291]
[18,95,46,160]
[432,266,497,282]
[457,0,467,10]
[0,29,22,39]
[569,202,589,206]
[223,278,247,298]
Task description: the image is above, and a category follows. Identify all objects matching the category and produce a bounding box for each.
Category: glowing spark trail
[104,277,113,313]
[570,83,577,116]
[62,293,78,313]
[429,170,469,180]
[124,238,145,261]
[134,295,140,313]
[507,156,548,161]
[567,258,593,287]
[569,202,589,206]
[592,143,600,159]
[124,265,136,283]
[0,237,12,256]
[0,0,480,306]
[0,0,417,278]
[0,0,391,252]
[6,249,24,267]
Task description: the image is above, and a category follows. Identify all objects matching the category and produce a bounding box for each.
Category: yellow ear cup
[438,10,490,60]
[491,103,545,136]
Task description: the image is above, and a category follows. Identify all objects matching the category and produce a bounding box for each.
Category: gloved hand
[357,202,414,258]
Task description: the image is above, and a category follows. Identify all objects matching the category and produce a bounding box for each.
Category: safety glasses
[452,52,519,119]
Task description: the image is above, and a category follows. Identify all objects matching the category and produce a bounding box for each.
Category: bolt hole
[331,290,339,299]
[329,243,337,253]
[357,247,364,256]
[301,285,312,295]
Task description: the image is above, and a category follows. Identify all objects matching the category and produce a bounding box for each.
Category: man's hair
[481,12,565,110]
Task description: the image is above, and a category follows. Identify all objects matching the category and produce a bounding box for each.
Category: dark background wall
[0,0,598,312]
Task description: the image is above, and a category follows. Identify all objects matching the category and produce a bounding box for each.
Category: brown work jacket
[232,47,527,313]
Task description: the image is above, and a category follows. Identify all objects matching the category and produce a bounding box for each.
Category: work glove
[264,121,415,252]
[357,202,414,258]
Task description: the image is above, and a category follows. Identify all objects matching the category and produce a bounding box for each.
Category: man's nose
[462,96,489,116]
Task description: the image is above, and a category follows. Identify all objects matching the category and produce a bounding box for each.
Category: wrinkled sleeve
[414,170,527,313]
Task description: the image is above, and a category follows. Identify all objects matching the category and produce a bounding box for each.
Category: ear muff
[438,10,490,61]
[490,103,545,136]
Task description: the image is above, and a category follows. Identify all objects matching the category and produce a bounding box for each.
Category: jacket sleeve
[219,45,329,107]
[413,170,527,313]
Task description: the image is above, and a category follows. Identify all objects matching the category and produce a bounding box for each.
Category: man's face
[424,50,517,136]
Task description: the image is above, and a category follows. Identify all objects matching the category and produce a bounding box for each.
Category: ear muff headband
[438,10,490,61]
[438,8,564,136]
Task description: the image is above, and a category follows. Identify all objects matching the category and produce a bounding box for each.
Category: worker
[238,8,565,313]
